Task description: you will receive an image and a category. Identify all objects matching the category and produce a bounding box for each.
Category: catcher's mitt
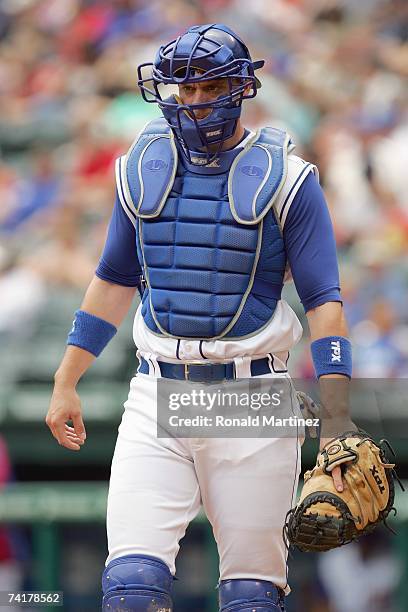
[284,431,403,552]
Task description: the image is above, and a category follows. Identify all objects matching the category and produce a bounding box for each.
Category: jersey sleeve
[95,189,142,287]
[282,172,342,312]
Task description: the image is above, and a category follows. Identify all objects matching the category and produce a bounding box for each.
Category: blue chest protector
[117,118,294,340]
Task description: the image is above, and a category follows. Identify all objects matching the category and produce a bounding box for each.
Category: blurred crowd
[0,0,407,376]
[0,436,25,612]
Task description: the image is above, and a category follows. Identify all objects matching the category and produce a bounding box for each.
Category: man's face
[178,78,231,120]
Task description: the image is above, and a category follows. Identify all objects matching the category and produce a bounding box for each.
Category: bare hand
[46,385,86,451]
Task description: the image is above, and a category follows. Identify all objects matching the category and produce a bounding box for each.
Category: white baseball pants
[106,371,303,594]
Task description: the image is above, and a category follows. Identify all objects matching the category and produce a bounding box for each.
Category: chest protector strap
[119,119,295,223]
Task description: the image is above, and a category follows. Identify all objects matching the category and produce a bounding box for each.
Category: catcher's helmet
[137,24,264,164]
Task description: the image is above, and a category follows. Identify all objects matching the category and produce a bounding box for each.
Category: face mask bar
[137,60,257,103]
[166,34,218,83]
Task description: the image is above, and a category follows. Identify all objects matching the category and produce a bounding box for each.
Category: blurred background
[0,0,407,610]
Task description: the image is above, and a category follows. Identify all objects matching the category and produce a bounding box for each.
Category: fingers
[319,437,331,452]
[332,465,344,492]
[46,416,86,451]
[65,424,85,445]
[53,419,83,451]
[72,412,87,442]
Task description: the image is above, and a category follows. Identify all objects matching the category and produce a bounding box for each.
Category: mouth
[194,109,212,120]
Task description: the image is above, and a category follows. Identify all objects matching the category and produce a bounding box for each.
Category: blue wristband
[67,310,117,357]
[311,336,352,379]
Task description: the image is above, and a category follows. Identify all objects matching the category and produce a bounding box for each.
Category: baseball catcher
[45,22,377,612]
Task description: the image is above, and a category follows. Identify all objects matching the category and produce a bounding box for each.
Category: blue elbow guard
[311,336,352,379]
[67,310,117,357]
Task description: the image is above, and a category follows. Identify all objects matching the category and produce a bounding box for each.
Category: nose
[191,89,211,104]
[191,90,212,120]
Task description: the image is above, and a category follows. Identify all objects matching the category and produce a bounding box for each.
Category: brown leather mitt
[284,431,402,552]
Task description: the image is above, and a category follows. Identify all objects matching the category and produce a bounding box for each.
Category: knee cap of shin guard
[103,590,172,611]
[102,555,173,611]
[219,579,285,612]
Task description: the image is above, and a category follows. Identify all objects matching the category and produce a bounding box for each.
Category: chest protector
[116,118,296,340]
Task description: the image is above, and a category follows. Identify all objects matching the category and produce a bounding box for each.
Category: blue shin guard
[219,579,285,612]
[102,555,173,611]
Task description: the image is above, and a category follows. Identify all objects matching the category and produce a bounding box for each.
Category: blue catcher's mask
[137,23,264,165]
